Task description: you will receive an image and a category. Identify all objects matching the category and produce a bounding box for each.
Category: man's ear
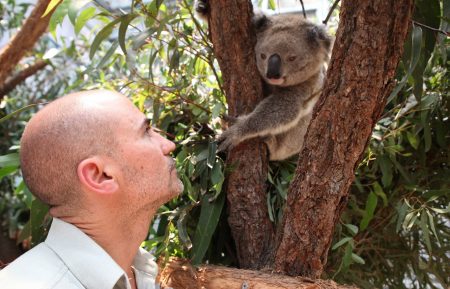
[77,157,118,195]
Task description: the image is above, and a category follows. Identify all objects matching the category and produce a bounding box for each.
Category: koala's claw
[217,130,238,152]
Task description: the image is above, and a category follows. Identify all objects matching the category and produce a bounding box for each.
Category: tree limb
[0,0,58,86]
[0,60,48,99]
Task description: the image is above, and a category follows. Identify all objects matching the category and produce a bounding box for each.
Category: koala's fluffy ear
[253,11,270,32]
[307,25,332,52]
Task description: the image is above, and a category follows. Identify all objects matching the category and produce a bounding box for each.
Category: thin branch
[131,71,211,114]
[322,0,340,25]
[298,0,307,19]
[412,20,450,37]
[0,0,59,85]
[0,60,48,99]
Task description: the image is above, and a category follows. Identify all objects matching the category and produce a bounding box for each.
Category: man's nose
[161,136,176,155]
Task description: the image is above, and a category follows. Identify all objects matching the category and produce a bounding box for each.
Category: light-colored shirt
[0,218,158,289]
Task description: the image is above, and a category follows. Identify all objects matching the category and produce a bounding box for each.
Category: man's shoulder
[0,242,78,289]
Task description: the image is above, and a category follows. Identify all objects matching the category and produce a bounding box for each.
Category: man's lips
[168,158,176,173]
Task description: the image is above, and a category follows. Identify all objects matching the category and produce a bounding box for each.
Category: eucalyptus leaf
[0,153,19,167]
[89,17,122,59]
[360,191,378,231]
[191,191,225,265]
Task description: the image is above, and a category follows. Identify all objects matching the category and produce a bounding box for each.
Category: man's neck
[59,211,154,277]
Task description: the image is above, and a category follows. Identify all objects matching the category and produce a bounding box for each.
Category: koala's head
[254,13,332,87]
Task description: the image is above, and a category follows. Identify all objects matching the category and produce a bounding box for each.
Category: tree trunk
[0,0,56,93]
[207,0,274,269]
[273,0,414,278]
[158,258,358,289]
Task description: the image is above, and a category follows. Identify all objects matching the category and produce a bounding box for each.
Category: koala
[194,1,332,160]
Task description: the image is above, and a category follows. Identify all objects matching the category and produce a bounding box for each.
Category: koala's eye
[261,53,267,60]
[288,56,297,62]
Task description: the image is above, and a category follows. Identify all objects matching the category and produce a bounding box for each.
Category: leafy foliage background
[0,0,448,288]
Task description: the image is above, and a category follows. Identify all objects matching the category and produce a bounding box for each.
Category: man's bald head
[20,90,127,210]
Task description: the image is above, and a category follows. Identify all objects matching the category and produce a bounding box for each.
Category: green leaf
[0,153,19,167]
[30,198,49,247]
[118,14,139,55]
[341,243,353,271]
[0,102,44,123]
[332,236,353,250]
[403,211,419,230]
[344,224,359,236]
[372,182,388,207]
[430,206,450,214]
[268,0,276,10]
[42,0,63,18]
[191,191,225,265]
[419,211,432,252]
[48,0,70,37]
[388,25,422,103]
[75,7,96,35]
[406,131,419,150]
[426,210,440,246]
[422,119,432,152]
[96,42,119,69]
[351,253,365,265]
[68,0,91,25]
[148,0,164,18]
[411,0,440,100]
[207,141,217,169]
[360,191,378,231]
[378,155,393,187]
[0,166,18,180]
[89,17,122,59]
[396,201,408,232]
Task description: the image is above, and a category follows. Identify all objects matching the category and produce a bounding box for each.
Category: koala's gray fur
[194,1,332,160]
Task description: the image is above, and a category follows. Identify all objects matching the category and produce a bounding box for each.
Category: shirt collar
[44,218,130,289]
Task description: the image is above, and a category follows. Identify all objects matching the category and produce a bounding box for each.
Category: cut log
[157,258,358,289]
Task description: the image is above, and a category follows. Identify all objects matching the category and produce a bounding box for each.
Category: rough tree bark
[273,0,414,278]
[207,1,274,269]
[0,0,56,96]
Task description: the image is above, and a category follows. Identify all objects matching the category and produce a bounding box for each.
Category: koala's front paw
[217,126,241,152]
[194,0,209,17]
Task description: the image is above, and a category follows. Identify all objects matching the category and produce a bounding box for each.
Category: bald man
[0,90,183,289]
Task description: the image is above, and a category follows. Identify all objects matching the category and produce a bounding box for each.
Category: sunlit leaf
[75,6,96,35]
[42,0,63,18]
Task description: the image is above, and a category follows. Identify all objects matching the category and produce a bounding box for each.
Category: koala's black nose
[266,54,282,79]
